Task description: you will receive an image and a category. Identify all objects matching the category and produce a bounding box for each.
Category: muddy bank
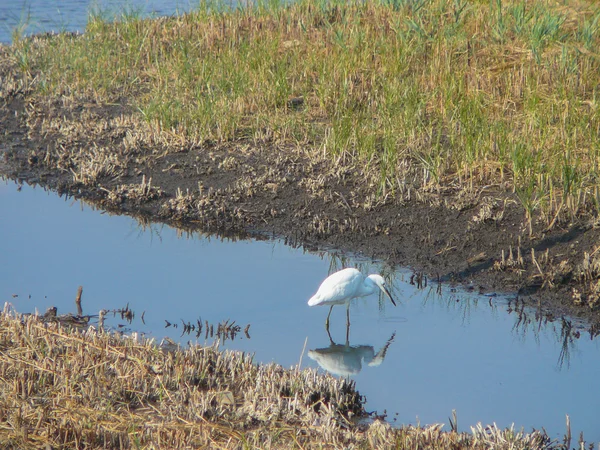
[2,28,600,330]
[2,89,600,330]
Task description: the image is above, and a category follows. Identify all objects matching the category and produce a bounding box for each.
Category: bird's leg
[325,305,334,330]
[345,303,350,345]
[346,302,350,326]
[345,319,350,346]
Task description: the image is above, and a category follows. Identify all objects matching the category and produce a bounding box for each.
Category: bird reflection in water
[308,330,396,377]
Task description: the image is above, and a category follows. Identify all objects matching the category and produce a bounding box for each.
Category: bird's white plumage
[308,268,396,329]
[308,268,366,306]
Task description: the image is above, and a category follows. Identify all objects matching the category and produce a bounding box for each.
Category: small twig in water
[75,286,83,316]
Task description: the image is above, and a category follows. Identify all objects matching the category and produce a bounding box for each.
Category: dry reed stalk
[0,309,559,448]
[75,286,83,316]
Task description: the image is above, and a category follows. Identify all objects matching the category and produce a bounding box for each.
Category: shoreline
[2,91,600,329]
[1,0,600,328]
[2,1,600,443]
[0,308,563,448]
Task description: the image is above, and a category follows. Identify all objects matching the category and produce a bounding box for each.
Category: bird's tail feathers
[307,294,321,306]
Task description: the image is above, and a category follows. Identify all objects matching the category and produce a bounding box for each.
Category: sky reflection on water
[2,180,600,441]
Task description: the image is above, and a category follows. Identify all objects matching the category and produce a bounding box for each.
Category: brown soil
[2,91,600,332]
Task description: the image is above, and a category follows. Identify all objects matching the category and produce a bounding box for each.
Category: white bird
[307,268,396,329]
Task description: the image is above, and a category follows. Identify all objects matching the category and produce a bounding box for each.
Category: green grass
[10,0,600,226]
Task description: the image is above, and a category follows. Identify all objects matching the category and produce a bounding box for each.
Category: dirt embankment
[2,83,600,331]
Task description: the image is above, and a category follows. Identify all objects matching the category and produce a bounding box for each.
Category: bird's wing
[312,269,362,304]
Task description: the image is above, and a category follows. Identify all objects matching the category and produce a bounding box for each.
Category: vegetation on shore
[0,308,558,448]
[6,0,600,231]
[2,0,600,330]
[2,2,600,443]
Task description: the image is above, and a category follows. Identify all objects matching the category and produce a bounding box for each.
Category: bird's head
[367,275,397,306]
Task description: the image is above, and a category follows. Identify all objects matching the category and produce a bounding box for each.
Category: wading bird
[308,268,396,329]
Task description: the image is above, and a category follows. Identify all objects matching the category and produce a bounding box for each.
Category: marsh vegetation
[3,1,600,313]
[6,0,600,223]
[0,308,559,448]
[2,1,600,444]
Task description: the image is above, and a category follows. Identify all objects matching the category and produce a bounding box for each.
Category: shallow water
[0,0,199,44]
[2,179,600,442]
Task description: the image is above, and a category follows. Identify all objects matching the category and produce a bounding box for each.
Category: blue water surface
[1,180,600,442]
[0,0,199,43]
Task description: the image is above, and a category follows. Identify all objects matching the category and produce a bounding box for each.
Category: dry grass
[0,307,563,449]
[0,307,363,448]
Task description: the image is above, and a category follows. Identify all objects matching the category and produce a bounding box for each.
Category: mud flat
[2,2,600,327]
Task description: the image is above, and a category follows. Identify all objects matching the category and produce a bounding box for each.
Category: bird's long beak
[382,286,397,306]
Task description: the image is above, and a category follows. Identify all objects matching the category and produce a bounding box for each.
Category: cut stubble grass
[0,310,559,448]
[8,0,600,230]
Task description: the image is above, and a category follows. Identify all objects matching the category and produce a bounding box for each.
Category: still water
[2,0,600,443]
[0,0,199,44]
[2,180,600,442]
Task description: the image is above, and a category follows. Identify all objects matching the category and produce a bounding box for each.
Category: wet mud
[2,88,600,330]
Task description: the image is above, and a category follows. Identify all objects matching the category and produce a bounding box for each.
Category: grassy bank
[0,309,557,448]
[6,0,600,230]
